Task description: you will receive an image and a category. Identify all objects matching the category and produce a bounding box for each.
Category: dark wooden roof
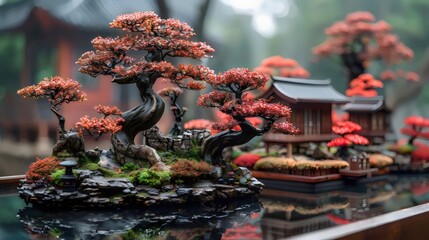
[0,0,155,32]
[262,76,350,104]
[342,96,387,112]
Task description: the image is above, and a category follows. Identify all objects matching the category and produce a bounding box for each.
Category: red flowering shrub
[26,156,61,183]
[233,153,262,168]
[184,119,213,130]
[170,159,213,180]
[400,116,429,145]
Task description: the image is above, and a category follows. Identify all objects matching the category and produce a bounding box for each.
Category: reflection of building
[0,1,153,148]
[260,77,349,156]
[342,96,390,142]
[259,189,348,238]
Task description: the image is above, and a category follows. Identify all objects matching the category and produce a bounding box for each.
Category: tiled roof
[342,96,386,112]
[268,76,350,104]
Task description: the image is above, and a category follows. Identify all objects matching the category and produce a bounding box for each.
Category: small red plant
[26,156,61,182]
[75,105,124,140]
[233,153,261,168]
[328,121,368,159]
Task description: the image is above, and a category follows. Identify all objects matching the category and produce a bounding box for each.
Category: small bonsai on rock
[17,76,87,157]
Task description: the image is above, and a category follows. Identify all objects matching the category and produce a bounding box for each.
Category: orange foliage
[233,153,262,168]
[26,156,61,183]
[184,119,213,130]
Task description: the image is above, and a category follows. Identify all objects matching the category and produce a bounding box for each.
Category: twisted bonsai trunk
[201,120,262,166]
[168,94,185,137]
[111,74,168,170]
[341,51,365,83]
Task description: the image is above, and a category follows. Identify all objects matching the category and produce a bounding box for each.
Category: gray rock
[98,150,120,171]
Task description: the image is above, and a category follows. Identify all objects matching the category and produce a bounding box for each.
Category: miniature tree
[76,12,214,168]
[313,11,414,83]
[157,87,190,136]
[17,76,87,156]
[345,73,383,97]
[400,116,429,145]
[198,68,299,165]
[327,121,369,159]
[75,105,124,141]
[254,55,310,78]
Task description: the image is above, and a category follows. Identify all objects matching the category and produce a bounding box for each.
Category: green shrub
[132,169,171,187]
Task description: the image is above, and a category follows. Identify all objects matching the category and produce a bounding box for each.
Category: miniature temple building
[342,96,390,143]
[260,77,350,156]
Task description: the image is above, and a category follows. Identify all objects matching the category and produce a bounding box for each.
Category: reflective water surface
[1,174,429,239]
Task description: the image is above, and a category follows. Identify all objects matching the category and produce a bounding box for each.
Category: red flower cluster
[313,11,414,67]
[233,99,292,119]
[17,76,87,107]
[380,69,420,82]
[346,73,383,97]
[76,105,124,140]
[332,121,362,135]
[255,55,310,78]
[233,153,262,168]
[26,156,61,182]
[197,91,233,108]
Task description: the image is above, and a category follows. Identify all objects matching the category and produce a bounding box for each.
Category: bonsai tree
[313,11,414,83]
[17,76,87,156]
[400,116,429,145]
[76,12,214,168]
[75,105,124,141]
[346,73,383,97]
[157,87,196,136]
[198,68,299,166]
[327,121,369,159]
[254,55,310,78]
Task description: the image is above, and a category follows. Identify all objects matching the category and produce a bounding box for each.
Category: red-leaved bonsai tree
[400,116,429,145]
[327,121,369,159]
[345,73,383,97]
[17,76,87,156]
[75,105,124,141]
[197,68,299,165]
[313,11,414,83]
[76,12,214,169]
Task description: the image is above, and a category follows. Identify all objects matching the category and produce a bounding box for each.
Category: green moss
[131,169,171,187]
[80,163,99,171]
[121,162,139,172]
[50,169,65,185]
[80,162,127,178]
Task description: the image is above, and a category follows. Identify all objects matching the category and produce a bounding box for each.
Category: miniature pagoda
[261,77,350,156]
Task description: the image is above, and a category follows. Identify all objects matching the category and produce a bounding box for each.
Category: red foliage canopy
[254,55,310,79]
[346,73,383,97]
[17,76,87,108]
[26,156,61,183]
[183,119,213,130]
[400,116,429,144]
[328,121,368,147]
[75,105,124,140]
[313,11,413,65]
[76,11,214,89]
[198,68,298,135]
